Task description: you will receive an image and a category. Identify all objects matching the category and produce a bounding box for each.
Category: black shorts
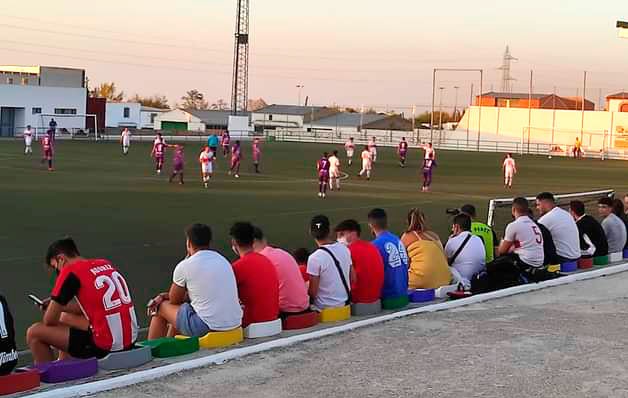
[68,328,109,359]
[209,146,217,153]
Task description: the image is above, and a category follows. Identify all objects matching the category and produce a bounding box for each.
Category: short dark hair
[536,192,555,203]
[293,248,310,265]
[612,199,625,217]
[230,222,255,247]
[335,219,361,236]
[598,197,613,207]
[367,208,388,229]
[460,204,476,217]
[570,200,585,216]
[513,197,529,213]
[333,150,338,156]
[252,225,264,241]
[452,213,472,231]
[186,224,212,249]
[46,237,80,266]
[310,215,330,240]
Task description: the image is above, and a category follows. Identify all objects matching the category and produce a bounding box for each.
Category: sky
[1,1,627,112]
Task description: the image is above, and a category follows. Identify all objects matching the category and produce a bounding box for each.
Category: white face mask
[337,236,349,246]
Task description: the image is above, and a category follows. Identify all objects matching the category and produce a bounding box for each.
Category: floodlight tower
[498,46,517,93]
[231,0,250,115]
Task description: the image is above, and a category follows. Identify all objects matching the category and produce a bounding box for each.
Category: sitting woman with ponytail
[400,208,452,289]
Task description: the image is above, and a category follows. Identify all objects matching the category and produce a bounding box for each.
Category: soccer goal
[37,113,99,140]
[487,189,615,236]
[521,127,610,157]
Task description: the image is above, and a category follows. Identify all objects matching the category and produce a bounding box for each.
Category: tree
[210,99,229,110]
[128,94,169,109]
[180,90,209,110]
[89,82,124,102]
[247,98,268,112]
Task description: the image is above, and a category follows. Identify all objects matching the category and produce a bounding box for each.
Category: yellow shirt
[401,231,452,289]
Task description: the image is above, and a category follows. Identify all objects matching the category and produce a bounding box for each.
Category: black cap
[310,215,330,232]
[460,204,476,217]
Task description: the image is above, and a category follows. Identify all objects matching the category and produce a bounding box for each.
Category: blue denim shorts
[176,303,211,337]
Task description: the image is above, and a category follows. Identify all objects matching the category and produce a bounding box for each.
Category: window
[268,114,273,121]
[54,108,77,115]
[123,107,130,118]
[21,78,29,85]
[32,107,42,115]
[150,113,157,124]
[6,78,13,84]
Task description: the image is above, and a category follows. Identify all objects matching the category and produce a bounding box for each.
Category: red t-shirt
[232,252,279,327]
[51,259,138,352]
[348,240,385,303]
[298,264,310,282]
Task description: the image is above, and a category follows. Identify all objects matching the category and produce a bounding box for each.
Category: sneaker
[234,174,240,178]
[322,193,326,199]
[318,192,322,198]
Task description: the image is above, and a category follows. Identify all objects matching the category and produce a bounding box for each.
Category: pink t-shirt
[259,246,309,313]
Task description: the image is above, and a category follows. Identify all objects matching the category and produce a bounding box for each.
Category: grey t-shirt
[602,214,627,254]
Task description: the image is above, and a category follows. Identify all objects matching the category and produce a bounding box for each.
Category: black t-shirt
[535,221,558,265]
[0,295,17,376]
[577,215,609,257]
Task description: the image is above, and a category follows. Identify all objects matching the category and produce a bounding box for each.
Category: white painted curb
[28,263,628,398]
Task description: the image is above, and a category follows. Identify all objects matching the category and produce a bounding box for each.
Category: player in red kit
[26,238,139,364]
[41,135,54,171]
[221,132,231,157]
[317,152,331,199]
[252,138,262,173]
[151,140,166,175]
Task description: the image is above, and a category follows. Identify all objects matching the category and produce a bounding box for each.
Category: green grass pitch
[1,139,626,346]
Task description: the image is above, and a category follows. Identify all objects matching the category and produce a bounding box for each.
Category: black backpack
[470,255,523,294]
[0,295,17,376]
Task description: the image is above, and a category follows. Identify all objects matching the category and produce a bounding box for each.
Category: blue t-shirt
[208,135,219,147]
[372,231,409,299]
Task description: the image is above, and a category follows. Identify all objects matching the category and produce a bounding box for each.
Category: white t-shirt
[172,250,243,331]
[328,155,340,175]
[538,207,581,260]
[121,131,131,146]
[361,150,372,168]
[504,215,545,267]
[424,146,435,160]
[23,129,33,145]
[445,231,486,285]
[306,242,352,309]
[345,141,355,155]
[503,158,516,174]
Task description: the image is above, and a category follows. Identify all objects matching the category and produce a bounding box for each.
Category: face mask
[337,237,349,246]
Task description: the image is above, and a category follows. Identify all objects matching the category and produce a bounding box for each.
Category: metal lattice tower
[231,0,250,114]
[498,46,517,93]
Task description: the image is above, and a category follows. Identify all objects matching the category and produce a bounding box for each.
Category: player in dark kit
[229,140,242,178]
[151,140,166,175]
[41,135,54,171]
[316,152,331,199]
[422,153,436,192]
[398,137,409,167]
[168,145,185,184]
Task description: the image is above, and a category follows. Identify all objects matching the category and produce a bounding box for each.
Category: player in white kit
[120,128,131,155]
[358,146,373,180]
[328,150,341,191]
[23,125,33,155]
[199,146,215,188]
[368,137,377,162]
[345,137,355,166]
[502,153,517,188]
[421,142,435,160]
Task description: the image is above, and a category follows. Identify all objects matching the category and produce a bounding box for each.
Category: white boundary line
[28,262,628,398]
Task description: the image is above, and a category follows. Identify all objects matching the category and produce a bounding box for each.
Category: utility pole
[296,84,304,106]
[231,0,250,115]
[453,86,460,121]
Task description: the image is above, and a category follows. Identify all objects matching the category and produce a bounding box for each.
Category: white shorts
[202,164,213,174]
[505,170,514,178]
[346,150,354,158]
[330,169,340,178]
[25,139,32,146]
[123,141,130,147]
[362,161,372,171]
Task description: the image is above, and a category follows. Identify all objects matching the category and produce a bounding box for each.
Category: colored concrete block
[594,255,609,266]
[547,264,561,273]
[139,336,199,358]
[34,358,98,383]
[244,319,282,339]
[578,257,593,269]
[319,305,351,323]
[98,345,152,370]
[610,252,623,263]
[624,248,628,259]
[560,261,578,273]
[381,295,409,310]
[281,311,320,330]
[351,300,382,316]
[435,284,458,299]
[0,369,40,396]
[196,328,243,349]
[408,289,436,303]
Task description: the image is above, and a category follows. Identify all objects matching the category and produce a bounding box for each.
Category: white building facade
[105,102,141,128]
[0,66,87,137]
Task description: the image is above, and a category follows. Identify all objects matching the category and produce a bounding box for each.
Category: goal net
[521,127,609,157]
[487,189,615,237]
[37,113,99,140]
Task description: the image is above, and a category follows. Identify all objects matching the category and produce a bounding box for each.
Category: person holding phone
[26,238,139,364]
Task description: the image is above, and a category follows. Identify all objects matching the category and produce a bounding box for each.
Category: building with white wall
[140,106,167,130]
[252,105,339,131]
[106,102,141,128]
[0,65,87,137]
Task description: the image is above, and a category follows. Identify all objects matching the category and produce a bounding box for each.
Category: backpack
[0,295,17,376]
[470,255,523,294]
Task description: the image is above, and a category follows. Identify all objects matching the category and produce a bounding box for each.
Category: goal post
[521,127,609,157]
[487,189,615,235]
[37,113,99,140]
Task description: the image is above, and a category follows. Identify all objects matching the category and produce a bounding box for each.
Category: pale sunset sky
[0,1,626,111]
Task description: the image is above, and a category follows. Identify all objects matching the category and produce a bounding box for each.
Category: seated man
[536,192,581,263]
[527,208,557,265]
[231,222,280,327]
[292,248,310,282]
[307,215,353,310]
[0,294,17,375]
[147,224,242,339]
[498,198,545,274]
[461,204,498,263]
[252,226,309,316]
[445,214,486,288]
[27,238,139,364]
[598,197,627,254]
[368,209,409,299]
[569,200,608,258]
[335,219,384,304]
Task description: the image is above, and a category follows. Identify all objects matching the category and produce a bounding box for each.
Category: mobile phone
[28,294,44,306]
